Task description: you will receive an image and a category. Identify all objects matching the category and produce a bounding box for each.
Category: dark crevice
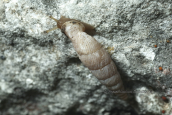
[0,88,44,112]
[65,103,85,115]
[65,57,82,66]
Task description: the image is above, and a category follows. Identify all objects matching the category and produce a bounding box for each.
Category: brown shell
[61,20,128,100]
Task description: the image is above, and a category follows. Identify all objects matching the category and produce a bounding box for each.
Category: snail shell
[46,16,128,100]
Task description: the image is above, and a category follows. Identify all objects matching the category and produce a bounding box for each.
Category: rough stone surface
[0,0,172,115]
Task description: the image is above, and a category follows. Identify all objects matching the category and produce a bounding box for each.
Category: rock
[0,0,172,115]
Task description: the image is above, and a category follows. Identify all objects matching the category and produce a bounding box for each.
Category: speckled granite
[0,0,172,115]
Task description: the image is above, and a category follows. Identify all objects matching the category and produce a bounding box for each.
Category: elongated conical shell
[61,20,128,100]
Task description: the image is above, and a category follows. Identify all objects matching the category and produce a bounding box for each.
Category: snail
[45,16,128,100]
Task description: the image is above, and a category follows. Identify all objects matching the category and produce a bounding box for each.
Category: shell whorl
[61,20,128,100]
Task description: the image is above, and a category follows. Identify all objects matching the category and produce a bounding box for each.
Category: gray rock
[0,0,172,115]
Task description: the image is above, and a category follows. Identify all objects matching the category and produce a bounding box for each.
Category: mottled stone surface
[0,0,172,115]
